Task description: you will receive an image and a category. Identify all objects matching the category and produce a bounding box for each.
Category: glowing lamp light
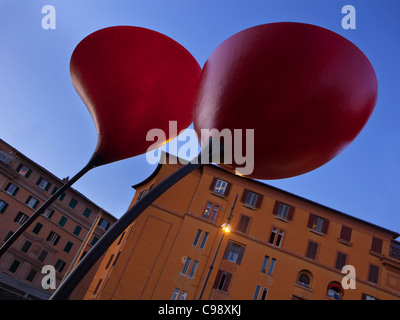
[222,223,232,233]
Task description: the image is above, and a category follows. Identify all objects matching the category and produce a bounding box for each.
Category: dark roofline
[132,152,399,239]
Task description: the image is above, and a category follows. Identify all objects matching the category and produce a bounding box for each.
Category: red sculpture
[70,26,201,166]
[193,22,378,179]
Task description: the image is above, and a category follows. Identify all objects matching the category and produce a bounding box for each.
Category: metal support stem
[50,145,215,300]
[0,160,96,259]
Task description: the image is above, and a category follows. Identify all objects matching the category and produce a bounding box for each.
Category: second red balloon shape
[193,22,378,180]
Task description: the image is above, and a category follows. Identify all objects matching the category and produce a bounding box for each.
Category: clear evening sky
[1,0,399,235]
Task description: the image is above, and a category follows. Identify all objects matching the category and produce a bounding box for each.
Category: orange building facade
[84,153,400,300]
[0,139,117,300]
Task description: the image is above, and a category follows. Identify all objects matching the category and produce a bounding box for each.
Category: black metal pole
[0,159,97,259]
[50,146,215,300]
[198,193,237,300]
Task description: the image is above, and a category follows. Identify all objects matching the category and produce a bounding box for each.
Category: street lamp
[198,193,238,300]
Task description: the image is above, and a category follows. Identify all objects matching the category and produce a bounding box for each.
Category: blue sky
[1,0,400,235]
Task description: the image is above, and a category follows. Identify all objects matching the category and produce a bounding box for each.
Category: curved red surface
[70,26,201,166]
[193,22,378,179]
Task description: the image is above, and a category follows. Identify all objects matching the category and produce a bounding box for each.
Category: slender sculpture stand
[50,143,217,300]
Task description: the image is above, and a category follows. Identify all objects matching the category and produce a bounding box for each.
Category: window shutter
[237,215,250,233]
[307,214,315,228]
[209,177,217,191]
[54,235,60,246]
[236,246,246,265]
[255,194,263,208]
[322,218,330,234]
[213,270,223,289]
[287,206,295,221]
[306,241,318,260]
[371,237,383,254]
[222,273,232,292]
[368,264,379,284]
[224,183,232,196]
[241,189,249,203]
[340,226,352,242]
[272,201,280,215]
[335,252,347,270]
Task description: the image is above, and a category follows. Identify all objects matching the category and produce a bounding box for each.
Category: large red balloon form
[193,22,378,179]
[70,26,201,166]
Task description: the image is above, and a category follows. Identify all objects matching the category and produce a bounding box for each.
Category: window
[64,241,74,253]
[68,198,78,209]
[44,208,54,219]
[9,260,20,273]
[91,236,99,246]
[199,232,209,250]
[203,202,220,221]
[58,192,66,201]
[371,237,383,254]
[193,229,202,247]
[37,177,51,191]
[361,293,379,300]
[73,225,82,237]
[21,240,32,253]
[339,225,352,243]
[14,212,28,225]
[335,252,348,270]
[16,164,31,177]
[38,250,48,263]
[171,289,187,300]
[26,269,37,282]
[47,231,60,245]
[390,241,400,261]
[307,214,329,234]
[261,256,269,273]
[181,257,192,276]
[241,189,263,208]
[99,218,110,230]
[171,288,180,300]
[83,207,92,218]
[268,258,276,275]
[223,241,245,264]
[26,196,40,209]
[253,286,269,300]
[58,216,68,227]
[326,282,344,300]
[237,215,251,233]
[306,240,319,260]
[54,259,66,272]
[253,285,261,300]
[188,260,199,279]
[179,291,187,300]
[0,200,8,213]
[297,271,311,288]
[368,264,380,284]
[260,288,269,300]
[213,270,232,293]
[272,201,295,221]
[209,178,231,196]
[5,183,19,196]
[269,227,284,247]
[32,222,43,235]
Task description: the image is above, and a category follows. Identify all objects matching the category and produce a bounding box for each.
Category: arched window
[296,270,312,288]
[326,282,344,300]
